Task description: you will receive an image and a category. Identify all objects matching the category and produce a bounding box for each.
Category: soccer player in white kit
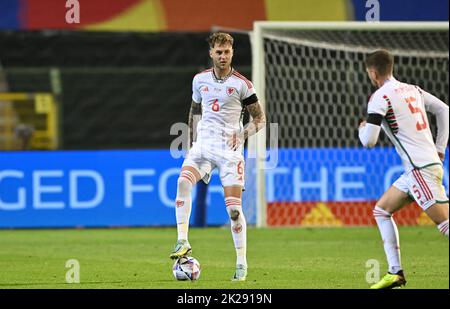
[169,32,266,281]
[359,50,449,289]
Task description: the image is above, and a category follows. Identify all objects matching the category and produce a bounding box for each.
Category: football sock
[373,206,402,274]
[225,197,247,267]
[175,170,196,241]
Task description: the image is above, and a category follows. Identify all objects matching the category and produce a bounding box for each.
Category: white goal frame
[250,21,449,227]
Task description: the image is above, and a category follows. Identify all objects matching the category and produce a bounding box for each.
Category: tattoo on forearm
[244,102,266,139]
[188,101,202,148]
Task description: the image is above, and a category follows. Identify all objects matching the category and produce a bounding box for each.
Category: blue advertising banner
[352,0,448,21]
[0,149,448,228]
[264,148,449,203]
[0,150,230,228]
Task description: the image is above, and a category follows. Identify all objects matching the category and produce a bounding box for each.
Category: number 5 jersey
[367,78,448,172]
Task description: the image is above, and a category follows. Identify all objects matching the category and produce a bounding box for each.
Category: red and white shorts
[182,141,245,188]
[393,165,449,210]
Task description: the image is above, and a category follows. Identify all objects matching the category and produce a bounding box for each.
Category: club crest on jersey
[201,86,209,92]
[226,87,237,96]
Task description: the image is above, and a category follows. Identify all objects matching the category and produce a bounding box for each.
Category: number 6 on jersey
[211,99,220,112]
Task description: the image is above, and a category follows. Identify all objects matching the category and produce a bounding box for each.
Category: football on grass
[172,256,201,281]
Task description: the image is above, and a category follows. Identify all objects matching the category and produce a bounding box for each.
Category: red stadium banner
[267,201,434,227]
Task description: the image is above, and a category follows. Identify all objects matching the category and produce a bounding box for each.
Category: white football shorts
[393,164,449,210]
[182,141,245,188]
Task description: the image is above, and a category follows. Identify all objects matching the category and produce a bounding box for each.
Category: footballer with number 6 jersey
[358,50,449,289]
[169,32,266,282]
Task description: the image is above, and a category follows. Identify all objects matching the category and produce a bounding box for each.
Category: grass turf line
[0,227,447,289]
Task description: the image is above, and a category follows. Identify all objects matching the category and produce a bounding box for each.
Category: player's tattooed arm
[228,101,266,151]
[188,101,202,148]
[244,101,266,140]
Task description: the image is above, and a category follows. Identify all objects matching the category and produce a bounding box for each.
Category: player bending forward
[359,50,449,289]
[169,32,266,281]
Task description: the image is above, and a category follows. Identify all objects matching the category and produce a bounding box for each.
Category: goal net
[244,22,449,227]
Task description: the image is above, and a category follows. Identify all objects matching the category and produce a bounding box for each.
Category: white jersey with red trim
[192,68,256,150]
[367,78,442,171]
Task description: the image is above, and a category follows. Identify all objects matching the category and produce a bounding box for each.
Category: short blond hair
[208,32,234,49]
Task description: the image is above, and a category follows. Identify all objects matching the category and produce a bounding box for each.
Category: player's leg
[374,185,411,275]
[170,165,201,259]
[175,166,201,239]
[426,202,449,237]
[371,178,411,289]
[223,185,247,281]
[171,142,214,259]
[219,154,247,281]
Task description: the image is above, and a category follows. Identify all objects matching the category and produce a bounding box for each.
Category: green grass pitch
[0,226,447,289]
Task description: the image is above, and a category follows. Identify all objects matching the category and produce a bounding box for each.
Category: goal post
[245,21,449,228]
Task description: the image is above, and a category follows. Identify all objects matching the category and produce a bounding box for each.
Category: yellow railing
[0,92,59,150]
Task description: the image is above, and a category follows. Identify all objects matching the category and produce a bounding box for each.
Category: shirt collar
[383,76,396,86]
[212,67,234,83]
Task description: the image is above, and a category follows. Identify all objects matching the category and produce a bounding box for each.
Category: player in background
[169,32,266,281]
[359,50,449,289]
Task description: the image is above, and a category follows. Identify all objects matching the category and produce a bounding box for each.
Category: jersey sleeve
[192,76,201,104]
[241,79,256,99]
[421,87,448,113]
[240,78,258,106]
[367,91,388,116]
[420,87,449,154]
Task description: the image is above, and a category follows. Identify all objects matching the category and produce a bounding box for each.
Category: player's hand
[359,120,367,129]
[438,152,445,162]
[227,132,243,151]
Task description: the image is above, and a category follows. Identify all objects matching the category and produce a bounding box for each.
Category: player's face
[210,43,233,71]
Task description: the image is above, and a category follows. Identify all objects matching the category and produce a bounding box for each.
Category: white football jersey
[367,78,442,171]
[192,68,257,148]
